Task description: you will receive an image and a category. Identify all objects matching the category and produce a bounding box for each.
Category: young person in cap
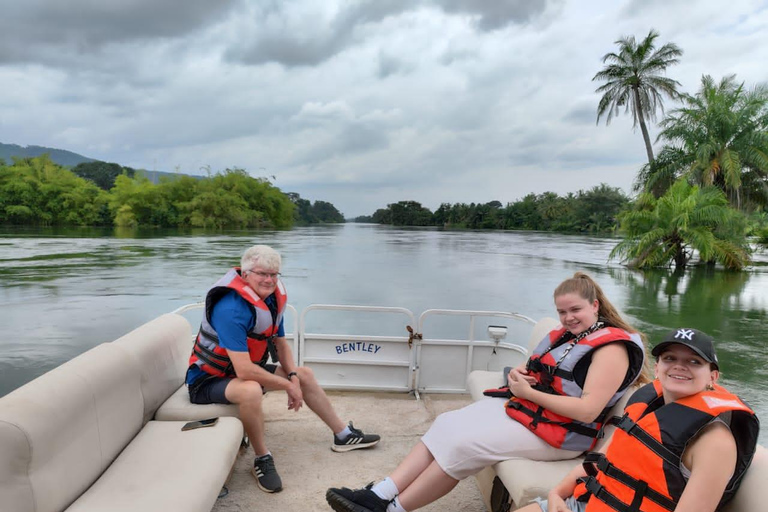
[187,245,380,494]
[516,327,759,512]
[326,272,649,512]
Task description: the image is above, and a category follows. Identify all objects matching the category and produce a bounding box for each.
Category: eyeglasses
[246,270,281,279]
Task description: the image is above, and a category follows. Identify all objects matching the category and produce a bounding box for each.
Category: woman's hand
[514,364,538,386]
[546,490,574,512]
[507,368,534,400]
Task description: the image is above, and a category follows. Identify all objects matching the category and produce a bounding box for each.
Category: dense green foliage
[593,29,683,164]
[596,28,768,270]
[610,181,751,270]
[0,156,313,229]
[357,184,629,233]
[0,155,110,225]
[287,193,344,224]
[637,75,768,210]
[72,161,136,190]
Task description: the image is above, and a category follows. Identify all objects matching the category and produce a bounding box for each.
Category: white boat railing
[415,309,534,394]
[299,304,417,392]
[173,303,537,394]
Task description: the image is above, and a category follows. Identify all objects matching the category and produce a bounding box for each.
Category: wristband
[287,372,298,380]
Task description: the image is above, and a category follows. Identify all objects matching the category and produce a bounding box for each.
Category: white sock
[255,451,272,459]
[372,477,399,501]
[387,496,407,512]
[335,425,352,440]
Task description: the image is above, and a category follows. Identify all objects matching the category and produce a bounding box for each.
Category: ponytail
[554,272,652,384]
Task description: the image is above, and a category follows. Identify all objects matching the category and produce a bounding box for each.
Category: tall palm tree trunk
[634,86,655,164]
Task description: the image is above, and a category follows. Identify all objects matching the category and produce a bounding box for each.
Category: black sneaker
[332,422,381,452]
[251,454,283,493]
[326,483,391,512]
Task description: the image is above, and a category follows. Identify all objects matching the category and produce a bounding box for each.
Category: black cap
[651,328,719,369]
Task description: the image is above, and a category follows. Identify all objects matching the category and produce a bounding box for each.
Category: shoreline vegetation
[0,156,344,229]
[2,29,767,270]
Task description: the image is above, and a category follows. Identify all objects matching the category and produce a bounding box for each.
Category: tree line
[0,156,344,228]
[355,184,630,233]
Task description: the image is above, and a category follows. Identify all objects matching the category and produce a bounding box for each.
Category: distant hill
[0,142,95,168]
[0,142,205,183]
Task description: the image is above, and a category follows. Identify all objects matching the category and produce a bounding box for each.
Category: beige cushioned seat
[0,314,244,512]
[111,313,239,422]
[155,385,240,421]
[66,418,243,512]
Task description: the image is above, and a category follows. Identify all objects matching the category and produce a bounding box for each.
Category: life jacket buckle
[616,414,636,433]
[584,476,603,496]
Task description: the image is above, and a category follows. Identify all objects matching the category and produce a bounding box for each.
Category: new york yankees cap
[651,328,719,369]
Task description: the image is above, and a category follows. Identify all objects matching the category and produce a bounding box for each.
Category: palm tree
[593,29,683,164]
[646,75,768,209]
[610,180,751,270]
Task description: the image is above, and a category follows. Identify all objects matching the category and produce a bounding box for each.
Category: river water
[1,224,766,443]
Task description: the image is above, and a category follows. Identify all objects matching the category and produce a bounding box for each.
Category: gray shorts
[532,496,587,512]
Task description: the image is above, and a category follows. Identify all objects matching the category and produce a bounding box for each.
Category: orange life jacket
[574,380,759,512]
[505,324,645,451]
[188,268,287,377]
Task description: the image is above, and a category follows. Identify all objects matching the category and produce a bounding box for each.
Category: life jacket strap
[199,326,220,342]
[507,401,601,438]
[582,453,677,511]
[583,475,673,512]
[193,336,234,375]
[251,333,279,364]
[526,358,574,382]
[607,414,680,466]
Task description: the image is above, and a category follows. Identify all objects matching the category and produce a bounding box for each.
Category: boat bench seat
[110,313,240,422]
[467,316,767,512]
[0,313,244,512]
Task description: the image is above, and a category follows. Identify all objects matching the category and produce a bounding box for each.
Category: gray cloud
[563,103,598,125]
[0,0,237,65]
[437,0,555,31]
[224,0,412,67]
[621,0,686,18]
[224,0,558,68]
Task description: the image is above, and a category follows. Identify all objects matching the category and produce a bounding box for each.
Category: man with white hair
[187,244,380,493]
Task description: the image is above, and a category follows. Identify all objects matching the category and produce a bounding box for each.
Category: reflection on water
[1,224,766,444]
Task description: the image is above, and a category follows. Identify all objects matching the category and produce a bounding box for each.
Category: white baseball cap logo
[674,329,695,341]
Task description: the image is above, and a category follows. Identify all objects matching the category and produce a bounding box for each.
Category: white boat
[0,304,764,512]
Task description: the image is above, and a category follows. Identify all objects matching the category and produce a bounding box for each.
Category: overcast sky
[1,1,766,217]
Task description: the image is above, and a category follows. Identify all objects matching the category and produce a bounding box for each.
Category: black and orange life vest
[188,268,287,377]
[574,380,759,512]
[505,324,645,452]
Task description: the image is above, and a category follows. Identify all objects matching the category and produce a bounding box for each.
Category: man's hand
[286,378,303,411]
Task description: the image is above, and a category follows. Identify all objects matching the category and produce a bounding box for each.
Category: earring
[706,383,715,391]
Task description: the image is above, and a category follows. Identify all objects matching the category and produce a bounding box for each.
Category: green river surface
[1,223,765,443]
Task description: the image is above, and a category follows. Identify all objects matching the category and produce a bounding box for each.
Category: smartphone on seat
[181,418,219,431]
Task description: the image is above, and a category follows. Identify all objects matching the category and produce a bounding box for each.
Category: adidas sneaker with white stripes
[332,422,381,452]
